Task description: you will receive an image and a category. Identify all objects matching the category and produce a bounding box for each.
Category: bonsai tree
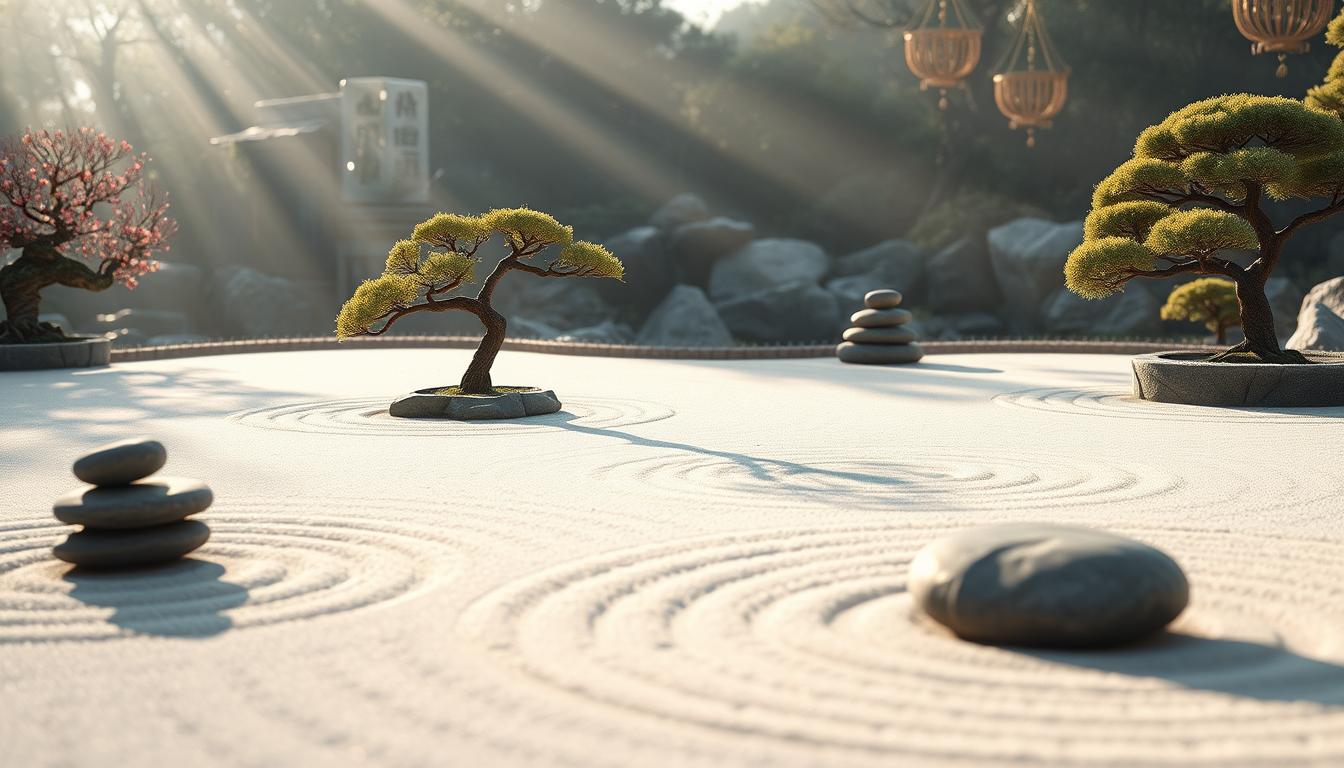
[1064,93,1344,363]
[336,208,623,393]
[1161,278,1240,344]
[0,128,175,343]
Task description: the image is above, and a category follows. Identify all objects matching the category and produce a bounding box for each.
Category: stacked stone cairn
[836,289,924,365]
[53,439,213,569]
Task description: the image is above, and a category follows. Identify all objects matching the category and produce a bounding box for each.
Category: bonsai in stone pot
[1161,278,1241,345]
[336,208,623,419]
[1064,88,1344,405]
[0,129,174,356]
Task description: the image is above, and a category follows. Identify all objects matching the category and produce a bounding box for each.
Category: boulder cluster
[53,439,213,569]
[836,290,924,365]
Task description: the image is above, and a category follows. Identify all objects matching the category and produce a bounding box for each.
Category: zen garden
[7,1,1344,766]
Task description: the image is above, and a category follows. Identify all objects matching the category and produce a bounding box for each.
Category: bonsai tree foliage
[1064,93,1344,363]
[0,128,175,343]
[336,208,623,393]
[1161,278,1241,344]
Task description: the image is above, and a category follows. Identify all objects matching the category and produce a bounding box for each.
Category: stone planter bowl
[0,336,111,371]
[388,386,562,420]
[1131,351,1344,407]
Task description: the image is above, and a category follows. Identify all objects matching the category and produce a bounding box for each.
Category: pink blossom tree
[0,128,176,343]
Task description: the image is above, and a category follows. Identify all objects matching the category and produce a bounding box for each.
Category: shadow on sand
[64,558,248,638]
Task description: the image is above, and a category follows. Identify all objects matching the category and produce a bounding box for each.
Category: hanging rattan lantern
[991,0,1069,148]
[1232,0,1333,78]
[903,0,983,110]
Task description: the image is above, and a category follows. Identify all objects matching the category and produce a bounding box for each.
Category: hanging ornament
[903,0,983,110]
[991,0,1069,148]
[1232,0,1333,78]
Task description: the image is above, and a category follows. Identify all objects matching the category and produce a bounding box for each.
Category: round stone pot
[388,386,562,420]
[0,336,110,371]
[1131,351,1344,407]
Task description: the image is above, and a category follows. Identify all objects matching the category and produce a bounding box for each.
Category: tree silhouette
[1160,277,1240,344]
[336,208,623,393]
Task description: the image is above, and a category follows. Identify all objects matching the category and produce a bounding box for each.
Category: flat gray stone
[864,289,903,310]
[54,520,211,570]
[849,308,913,328]
[843,326,918,344]
[1131,351,1344,407]
[54,477,213,529]
[0,337,110,371]
[389,388,563,420]
[908,523,1189,648]
[73,438,167,486]
[836,341,924,365]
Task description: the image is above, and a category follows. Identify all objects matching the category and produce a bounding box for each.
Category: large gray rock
[942,312,1007,338]
[73,438,166,487]
[53,520,211,570]
[909,523,1189,648]
[127,262,205,312]
[554,321,635,345]
[669,217,755,288]
[826,248,925,311]
[1040,286,1160,337]
[637,285,733,347]
[1327,230,1344,277]
[213,267,326,338]
[649,193,711,231]
[1287,302,1344,351]
[835,239,922,281]
[708,239,829,302]
[988,219,1084,332]
[93,308,193,338]
[502,280,613,331]
[54,477,213,529]
[598,226,673,314]
[928,237,1001,313]
[389,387,562,420]
[716,282,840,343]
[509,317,561,340]
[1265,277,1304,340]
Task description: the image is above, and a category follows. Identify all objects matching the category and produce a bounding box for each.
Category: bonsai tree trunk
[1214,318,1228,345]
[0,250,114,343]
[1222,273,1309,363]
[460,308,506,394]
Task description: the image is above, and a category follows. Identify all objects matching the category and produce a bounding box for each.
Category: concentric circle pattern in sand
[585,448,1187,511]
[0,498,472,642]
[994,387,1344,423]
[459,523,1344,766]
[227,396,675,435]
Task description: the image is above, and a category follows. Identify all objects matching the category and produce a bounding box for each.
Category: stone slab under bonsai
[1132,351,1344,407]
[0,336,110,371]
[389,386,562,420]
[337,208,623,419]
[908,523,1189,648]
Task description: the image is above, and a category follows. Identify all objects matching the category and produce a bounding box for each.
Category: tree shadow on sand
[1019,631,1344,706]
[64,558,248,638]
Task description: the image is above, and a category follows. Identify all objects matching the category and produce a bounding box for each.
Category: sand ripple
[458,523,1344,766]
[994,387,1344,424]
[227,396,675,435]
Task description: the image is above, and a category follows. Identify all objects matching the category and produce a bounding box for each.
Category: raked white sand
[2,348,1344,767]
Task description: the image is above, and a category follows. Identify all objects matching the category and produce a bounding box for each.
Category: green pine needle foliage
[1144,209,1258,256]
[412,213,490,244]
[419,251,475,286]
[552,241,624,279]
[1160,277,1241,332]
[1136,95,1343,161]
[483,207,574,247]
[336,275,419,338]
[1064,238,1157,300]
[1091,158,1188,208]
[1083,201,1171,241]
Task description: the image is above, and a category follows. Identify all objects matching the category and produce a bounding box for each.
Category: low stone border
[1132,351,1344,407]
[107,336,1225,363]
[0,337,111,371]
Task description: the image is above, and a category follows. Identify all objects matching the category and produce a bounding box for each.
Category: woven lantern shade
[903,0,983,110]
[1232,0,1334,77]
[991,0,1069,148]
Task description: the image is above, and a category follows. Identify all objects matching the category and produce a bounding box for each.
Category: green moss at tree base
[431,385,541,396]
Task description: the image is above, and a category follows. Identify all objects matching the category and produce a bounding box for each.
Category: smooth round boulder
[863,289,903,309]
[53,477,213,529]
[843,326,919,345]
[836,341,924,365]
[850,307,913,328]
[908,523,1189,648]
[72,438,167,486]
[54,520,211,569]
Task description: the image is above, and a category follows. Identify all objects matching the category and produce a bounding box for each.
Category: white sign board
[340,77,430,204]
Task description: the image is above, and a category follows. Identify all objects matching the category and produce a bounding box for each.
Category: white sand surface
[2,349,1343,767]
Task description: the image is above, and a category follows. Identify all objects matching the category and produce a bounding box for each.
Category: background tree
[0,128,175,343]
[1161,277,1240,344]
[336,208,623,393]
[1064,94,1344,363]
